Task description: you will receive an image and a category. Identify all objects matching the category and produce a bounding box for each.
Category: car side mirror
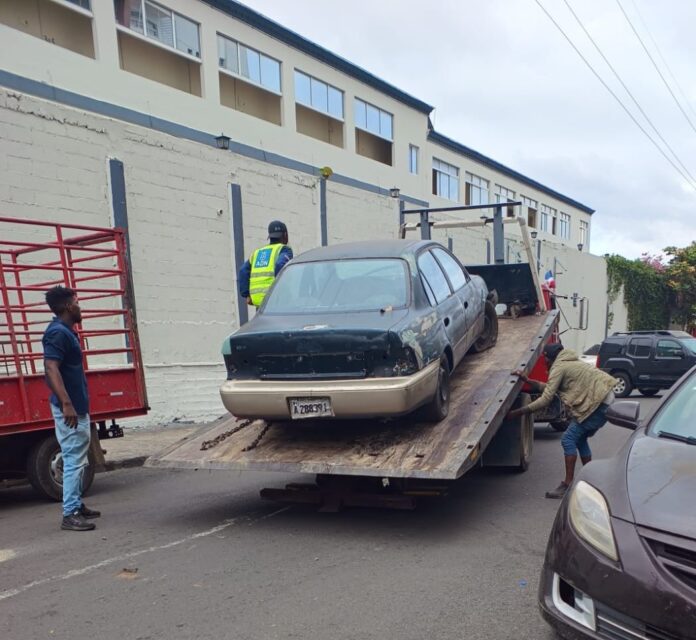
[606,401,640,430]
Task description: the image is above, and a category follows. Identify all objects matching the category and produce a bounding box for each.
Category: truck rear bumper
[220,360,440,420]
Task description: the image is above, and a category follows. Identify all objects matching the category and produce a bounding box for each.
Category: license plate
[289,397,333,419]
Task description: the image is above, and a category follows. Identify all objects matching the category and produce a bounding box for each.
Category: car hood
[235,308,410,336]
[627,434,696,540]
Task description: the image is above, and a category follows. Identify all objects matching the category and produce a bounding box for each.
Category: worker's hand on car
[62,401,78,428]
[506,407,526,421]
[512,369,528,383]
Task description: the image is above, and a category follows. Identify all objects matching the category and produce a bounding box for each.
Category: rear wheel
[26,434,95,502]
[612,371,633,398]
[422,357,450,422]
[472,301,499,353]
[638,388,659,397]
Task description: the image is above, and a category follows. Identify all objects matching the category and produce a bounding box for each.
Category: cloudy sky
[243,0,695,259]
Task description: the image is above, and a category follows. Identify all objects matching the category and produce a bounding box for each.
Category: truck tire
[422,357,450,422]
[638,388,658,397]
[472,301,499,353]
[612,371,633,398]
[26,434,95,502]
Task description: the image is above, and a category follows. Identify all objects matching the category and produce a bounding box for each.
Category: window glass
[656,339,684,358]
[409,145,418,174]
[354,99,367,129]
[683,338,696,355]
[649,370,696,439]
[145,1,174,47]
[311,77,328,112]
[68,0,92,9]
[432,248,468,291]
[263,259,408,314]
[327,86,343,119]
[421,274,437,306]
[218,35,238,73]
[117,0,144,33]
[239,45,260,83]
[379,111,392,139]
[628,338,652,358]
[260,55,281,92]
[432,159,459,201]
[366,103,380,132]
[174,13,199,56]
[418,252,451,304]
[295,71,311,105]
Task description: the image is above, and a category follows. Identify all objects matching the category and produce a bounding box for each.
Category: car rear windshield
[263,258,409,314]
[649,370,696,439]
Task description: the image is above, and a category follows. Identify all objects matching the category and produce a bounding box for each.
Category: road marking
[0,518,242,603]
[0,550,16,563]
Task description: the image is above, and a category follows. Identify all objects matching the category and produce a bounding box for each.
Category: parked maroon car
[539,365,696,640]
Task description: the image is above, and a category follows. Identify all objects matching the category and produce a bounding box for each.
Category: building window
[495,185,516,217]
[114,1,200,58]
[559,212,571,240]
[217,34,281,93]
[432,159,459,201]
[540,204,556,233]
[294,70,343,119]
[522,196,537,228]
[465,172,489,206]
[579,220,588,246]
[409,145,419,174]
[1,0,96,57]
[354,99,393,140]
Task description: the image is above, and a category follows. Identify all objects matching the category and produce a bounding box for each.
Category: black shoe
[61,510,96,531]
[80,504,101,519]
[545,482,569,499]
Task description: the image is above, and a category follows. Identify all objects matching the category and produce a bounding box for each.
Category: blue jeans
[561,403,609,458]
[51,404,90,516]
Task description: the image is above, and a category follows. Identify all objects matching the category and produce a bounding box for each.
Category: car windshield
[263,258,409,314]
[682,338,696,355]
[649,369,696,440]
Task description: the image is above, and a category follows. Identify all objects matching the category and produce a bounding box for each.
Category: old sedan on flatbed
[220,240,498,422]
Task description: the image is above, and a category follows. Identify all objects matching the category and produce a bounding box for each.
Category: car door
[654,338,689,385]
[431,247,480,354]
[626,337,654,386]
[416,250,467,361]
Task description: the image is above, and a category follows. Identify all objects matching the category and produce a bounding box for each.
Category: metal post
[536,240,542,273]
[398,199,406,228]
[420,211,431,240]
[230,184,248,326]
[447,237,453,252]
[486,239,491,264]
[493,205,504,264]
[319,178,328,247]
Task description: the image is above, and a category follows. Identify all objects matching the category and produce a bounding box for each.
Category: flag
[544,269,555,289]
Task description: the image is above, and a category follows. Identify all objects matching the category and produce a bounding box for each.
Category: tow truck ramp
[147,311,559,487]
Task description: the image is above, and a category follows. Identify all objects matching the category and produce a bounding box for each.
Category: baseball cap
[268,220,287,239]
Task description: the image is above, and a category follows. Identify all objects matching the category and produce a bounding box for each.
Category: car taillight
[595,355,600,368]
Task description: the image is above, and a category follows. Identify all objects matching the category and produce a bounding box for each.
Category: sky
[241,0,695,259]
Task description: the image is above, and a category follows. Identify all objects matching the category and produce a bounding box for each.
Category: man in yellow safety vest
[238,220,293,307]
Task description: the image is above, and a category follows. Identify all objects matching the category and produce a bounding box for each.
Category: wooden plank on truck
[147,311,559,480]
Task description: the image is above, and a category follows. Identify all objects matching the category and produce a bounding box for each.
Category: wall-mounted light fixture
[577,243,584,252]
[215,133,231,150]
[389,187,400,199]
[530,230,538,239]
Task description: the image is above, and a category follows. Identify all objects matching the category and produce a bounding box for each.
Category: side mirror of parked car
[606,401,641,430]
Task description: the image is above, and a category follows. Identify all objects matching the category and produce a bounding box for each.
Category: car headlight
[568,481,618,561]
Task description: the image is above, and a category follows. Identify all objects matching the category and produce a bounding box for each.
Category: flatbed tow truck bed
[147,311,558,486]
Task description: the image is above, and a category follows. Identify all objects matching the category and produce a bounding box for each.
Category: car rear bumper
[219,360,440,419]
[539,499,696,640]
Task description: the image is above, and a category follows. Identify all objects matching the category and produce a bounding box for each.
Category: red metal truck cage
[0,216,148,437]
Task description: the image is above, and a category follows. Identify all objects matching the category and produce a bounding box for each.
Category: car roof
[607,330,692,340]
[291,240,437,263]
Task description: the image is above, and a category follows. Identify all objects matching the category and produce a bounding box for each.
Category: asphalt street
[0,395,661,640]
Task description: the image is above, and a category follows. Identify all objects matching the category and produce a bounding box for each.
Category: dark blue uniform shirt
[42,318,90,415]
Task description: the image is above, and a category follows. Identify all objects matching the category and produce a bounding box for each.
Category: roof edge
[203,0,435,115]
[428,130,595,214]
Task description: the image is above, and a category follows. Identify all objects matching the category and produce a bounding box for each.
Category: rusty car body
[539,365,696,640]
[220,240,498,422]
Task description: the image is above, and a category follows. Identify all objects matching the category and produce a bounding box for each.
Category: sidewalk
[101,423,201,471]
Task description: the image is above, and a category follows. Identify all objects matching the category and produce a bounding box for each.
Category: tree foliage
[663,242,696,329]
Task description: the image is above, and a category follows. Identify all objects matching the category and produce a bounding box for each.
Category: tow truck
[147,202,562,510]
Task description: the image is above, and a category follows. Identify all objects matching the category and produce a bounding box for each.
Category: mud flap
[480,393,533,471]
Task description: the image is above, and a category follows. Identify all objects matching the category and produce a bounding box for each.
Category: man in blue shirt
[238,220,293,308]
[42,286,100,531]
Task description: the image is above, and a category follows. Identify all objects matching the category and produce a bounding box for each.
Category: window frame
[432,158,459,202]
[294,70,344,121]
[417,250,453,305]
[540,204,556,233]
[627,337,653,359]
[217,33,282,96]
[52,0,93,16]
[579,220,589,246]
[559,212,571,240]
[409,144,419,175]
[655,339,685,360]
[495,184,516,217]
[115,0,201,61]
[354,98,393,141]
[465,172,489,206]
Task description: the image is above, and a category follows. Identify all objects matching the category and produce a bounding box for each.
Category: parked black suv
[597,330,696,397]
